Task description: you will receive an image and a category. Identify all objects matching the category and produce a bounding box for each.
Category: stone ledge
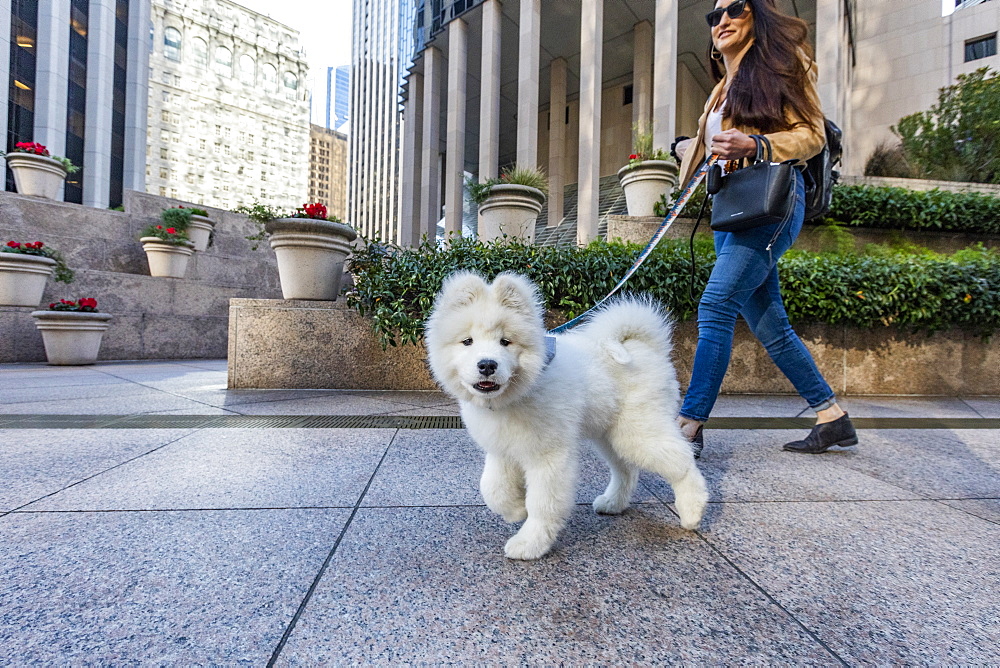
[227,298,999,395]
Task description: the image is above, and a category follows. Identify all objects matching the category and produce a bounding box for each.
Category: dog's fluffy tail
[578,296,674,365]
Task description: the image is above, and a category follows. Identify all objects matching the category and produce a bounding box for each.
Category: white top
[705,102,725,156]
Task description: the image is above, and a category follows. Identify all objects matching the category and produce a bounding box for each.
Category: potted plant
[468,165,548,243]
[31,297,112,365]
[161,205,214,252]
[236,201,357,301]
[139,224,195,278]
[617,123,678,217]
[0,241,75,307]
[1,141,79,199]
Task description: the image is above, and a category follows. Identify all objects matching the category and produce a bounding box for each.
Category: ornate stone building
[308,124,348,219]
[146,0,310,211]
[398,0,1000,247]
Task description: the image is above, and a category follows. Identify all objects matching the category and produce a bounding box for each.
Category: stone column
[0,3,9,154]
[444,19,468,236]
[399,71,424,246]
[420,46,443,240]
[33,0,71,156]
[547,57,567,228]
[653,0,678,153]
[815,0,843,126]
[83,0,117,208]
[123,0,151,194]
[577,0,603,245]
[479,0,502,181]
[517,0,541,168]
[632,20,653,130]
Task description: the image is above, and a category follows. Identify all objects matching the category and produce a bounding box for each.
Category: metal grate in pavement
[0,415,997,430]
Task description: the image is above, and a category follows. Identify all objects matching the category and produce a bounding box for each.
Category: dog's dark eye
[499,338,511,347]
[462,338,473,346]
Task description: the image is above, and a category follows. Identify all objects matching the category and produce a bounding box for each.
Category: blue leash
[548,155,719,334]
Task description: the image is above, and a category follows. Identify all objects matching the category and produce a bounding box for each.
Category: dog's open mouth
[474,381,501,393]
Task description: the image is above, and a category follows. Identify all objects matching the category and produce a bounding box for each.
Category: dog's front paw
[592,493,629,515]
[504,527,555,560]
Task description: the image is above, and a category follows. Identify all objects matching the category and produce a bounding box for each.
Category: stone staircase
[534,175,629,246]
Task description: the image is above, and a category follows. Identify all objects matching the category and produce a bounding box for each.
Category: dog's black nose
[477,359,498,376]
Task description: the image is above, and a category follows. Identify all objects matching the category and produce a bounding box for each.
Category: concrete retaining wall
[839,175,1000,196]
[1,190,281,362]
[227,298,999,396]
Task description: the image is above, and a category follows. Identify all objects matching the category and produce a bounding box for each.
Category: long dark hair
[708,0,821,133]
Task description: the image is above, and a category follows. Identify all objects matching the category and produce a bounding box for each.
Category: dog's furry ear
[437,271,488,309]
[491,272,542,318]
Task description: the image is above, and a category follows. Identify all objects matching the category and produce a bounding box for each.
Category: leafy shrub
[347,237,1000,347]
[864,141,916,178]
[829,184,1000,234]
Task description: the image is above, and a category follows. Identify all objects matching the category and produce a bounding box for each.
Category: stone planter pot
[0,252,57,306]
[265,218,358,301]
[477,184,546,243]
[30,310,113,365]
[186,214,215,252]
[140,237,195,278]
[617,160,678,217]
[4,153,69,199]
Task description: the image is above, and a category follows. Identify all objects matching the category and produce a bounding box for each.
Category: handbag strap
[751,134,774,163]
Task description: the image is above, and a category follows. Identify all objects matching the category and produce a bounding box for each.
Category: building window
[214,46,233,77]
[192,37,208,68]
[164,27,182,61]
[262,64,277,89]
[965,34,997,62]
[239,54,256,86]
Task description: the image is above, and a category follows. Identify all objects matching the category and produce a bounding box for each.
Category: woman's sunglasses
[706,0,750,27]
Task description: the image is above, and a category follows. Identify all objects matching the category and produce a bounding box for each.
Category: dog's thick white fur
[424,271,708,560]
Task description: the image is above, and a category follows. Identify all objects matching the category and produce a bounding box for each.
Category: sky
[235,0,354,74]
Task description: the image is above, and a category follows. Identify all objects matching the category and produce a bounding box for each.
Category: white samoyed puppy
[424,271,708,560]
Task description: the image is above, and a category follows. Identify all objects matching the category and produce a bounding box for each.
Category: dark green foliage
[160,207,193,230]
[829,184,1000,234]
[863,141,916,178]
[892,68,1000,184]
[346,237,1000,347]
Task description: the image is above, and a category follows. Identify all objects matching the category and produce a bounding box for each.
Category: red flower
[79,297,98,309]
[6,241,19,248]
[156,225,163,229]
[629,154,638,160]
[166,227,177,234]
[60,299,73,305]
[49,303,56,308]
[302,202,327,219]
[31,241,43,248]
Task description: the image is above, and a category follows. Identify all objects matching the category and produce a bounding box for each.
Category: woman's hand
[709,129,758,160]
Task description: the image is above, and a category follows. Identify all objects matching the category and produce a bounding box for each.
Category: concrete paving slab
[0,369,132,389]
[961,397,1000,418]
[644,430,924,504]
[0,429,195,512]
[698,500,1000,664]
[0,392,223,415]
[832,429,1000,500]
[938,497,1000,524]
[231,394,423,415]
[0,508,349,664]
[705,394,810,418]
[837,396,981,418]
[138,385,351,408]
[0,381,169,406]
[276,505,838,664]
[343,390,458,410]
[362,430,662,508]
[28,428,395,511]
[381,406,462,416]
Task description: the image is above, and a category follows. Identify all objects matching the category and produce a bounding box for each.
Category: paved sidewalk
[0,360,998,664]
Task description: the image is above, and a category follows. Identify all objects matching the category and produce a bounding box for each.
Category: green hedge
[347,237,1000,347]
[675,183,1000,235]
[829,184,1000,234]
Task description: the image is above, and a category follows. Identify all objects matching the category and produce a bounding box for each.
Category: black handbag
[707,135,797,232]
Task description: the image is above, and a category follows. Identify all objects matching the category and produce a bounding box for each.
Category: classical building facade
[397,0,1000,246]
[146,0,310,211]
[2,0,149,208]
[348,0,417,242]
[308,123,348,219]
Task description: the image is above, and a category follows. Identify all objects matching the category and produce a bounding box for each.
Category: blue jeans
[679,171,836,423]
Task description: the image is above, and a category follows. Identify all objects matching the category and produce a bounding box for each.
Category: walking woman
[673,0,857,457]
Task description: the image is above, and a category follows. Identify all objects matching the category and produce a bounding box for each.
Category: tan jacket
[677,60,826,187]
